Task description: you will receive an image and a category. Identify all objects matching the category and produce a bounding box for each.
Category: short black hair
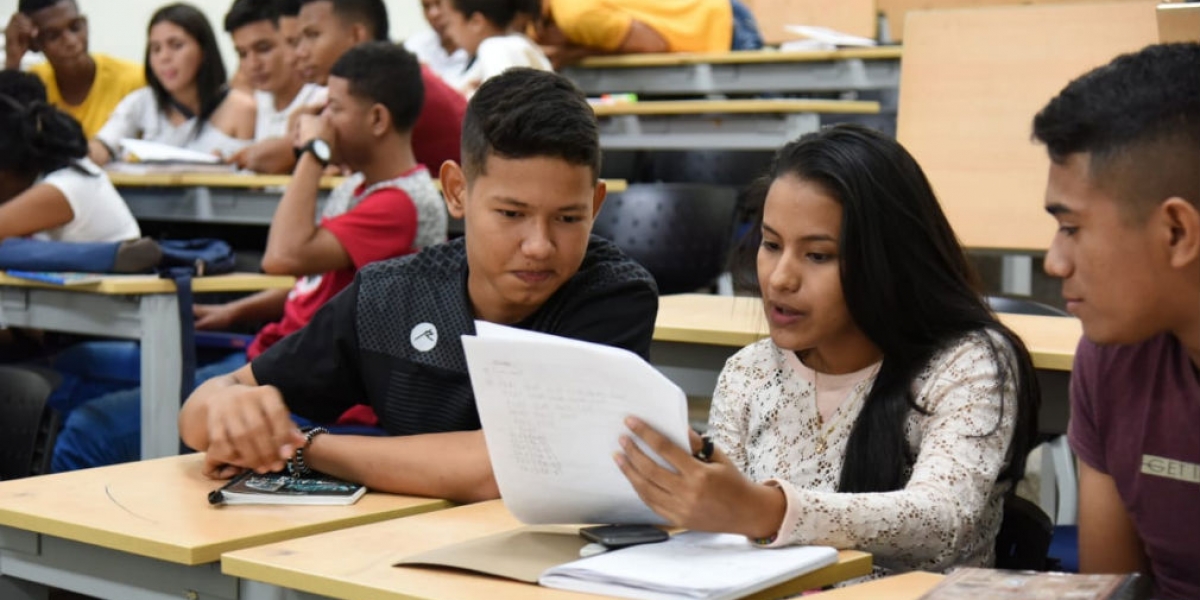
[277,0,300,17]
[1033,43,1200,216]
[329,42,422,132]
[449,0,540,29]
[224,0,280,33]
[17,0,73,15]
[298,0,388,41]
[0,70,88,175]
[461,68,600,182]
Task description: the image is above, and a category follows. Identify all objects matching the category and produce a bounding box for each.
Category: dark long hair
[146,3,229,124]
[734,124,1040,493]
[0,70,88,176]
[450,0,540,29]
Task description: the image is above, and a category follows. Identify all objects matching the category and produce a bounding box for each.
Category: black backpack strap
[160,267,197,404]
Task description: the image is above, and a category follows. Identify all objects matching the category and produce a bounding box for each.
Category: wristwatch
[297,138,332,168]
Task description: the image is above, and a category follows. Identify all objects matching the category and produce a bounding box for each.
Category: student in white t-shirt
[91,3,256,166]
[404,0,470,83]
[223,0,325,174]
[442,0,551,97]
[0,71,140,243]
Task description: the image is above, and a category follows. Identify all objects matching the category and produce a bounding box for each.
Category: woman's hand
[615,417,787,540]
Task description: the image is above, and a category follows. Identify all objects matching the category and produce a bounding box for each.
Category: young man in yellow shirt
[4,0,144,137]
[534,0,762,67]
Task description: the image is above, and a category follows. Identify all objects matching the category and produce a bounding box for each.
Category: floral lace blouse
[708,330,1019,574]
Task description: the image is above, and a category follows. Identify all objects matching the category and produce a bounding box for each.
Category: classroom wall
[0,0,429,76]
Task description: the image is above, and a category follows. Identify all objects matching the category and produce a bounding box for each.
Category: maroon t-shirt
[411,65,465,171]
[1069,333,1200,600]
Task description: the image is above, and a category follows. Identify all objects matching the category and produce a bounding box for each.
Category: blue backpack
[0,237,236,403]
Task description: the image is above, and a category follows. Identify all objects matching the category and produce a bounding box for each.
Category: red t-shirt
[247,176,421,359]
[411,65,466,171]
[1069,333,1200,600]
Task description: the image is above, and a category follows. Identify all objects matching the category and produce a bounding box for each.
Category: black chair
[986,295,1070,317]
[994,494,1055,570]
[592,184,739,295]
[0,366,62,480]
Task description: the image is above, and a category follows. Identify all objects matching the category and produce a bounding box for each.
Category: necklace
[804,352,882,455]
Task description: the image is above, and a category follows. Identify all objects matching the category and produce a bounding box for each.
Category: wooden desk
[593,99,881,151]
[896,2,1160,251]
[223,499,872,600]
[1159,2,1200,42]
[0,272,294,458]
[814,571,943,599]
[111,172,627,226]
[0,455,449,600]
[564,47,902,96]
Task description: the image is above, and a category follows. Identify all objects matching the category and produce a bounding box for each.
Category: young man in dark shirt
[1035,43,1200,600]
[179,68,658,503]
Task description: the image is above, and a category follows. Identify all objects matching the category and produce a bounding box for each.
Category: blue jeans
[730,0,765,50]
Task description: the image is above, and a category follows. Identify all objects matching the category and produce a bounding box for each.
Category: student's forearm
[261,154,324,274]
[225,289,289,324]
[618,20,670,54]
[307,430,500,503]
[239,139,298,174]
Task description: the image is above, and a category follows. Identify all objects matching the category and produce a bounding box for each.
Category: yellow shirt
[30,53,145,138]
[548,0,733,53]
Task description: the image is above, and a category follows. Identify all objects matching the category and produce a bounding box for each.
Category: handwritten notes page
[540,532,839,600]
[462,321,690,525]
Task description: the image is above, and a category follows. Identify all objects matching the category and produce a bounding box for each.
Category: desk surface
[577,46,903,68]
[814,571,944,599]
[108,172,629,194]
[593,98,880,117]
[0,272,295,295]
[1158,3,1200,42]
[0,455,450,565]
[654,294,1081,372]
[224,499,872,600]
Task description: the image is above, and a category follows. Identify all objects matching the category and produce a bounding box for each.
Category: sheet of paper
[540,532,839,600]
[119,138,223,164]
[783,25,877,47]
[463,322,690,525]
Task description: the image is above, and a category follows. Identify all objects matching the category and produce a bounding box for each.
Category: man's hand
[294,112,336,157]
[194,303,240,331]
[201,384,306,477]
[5,13,36,70]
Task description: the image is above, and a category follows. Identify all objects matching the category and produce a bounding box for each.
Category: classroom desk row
[562,47,902,96]
[0,455,874,600]
[110,173,629,227]
[0,272,295,460]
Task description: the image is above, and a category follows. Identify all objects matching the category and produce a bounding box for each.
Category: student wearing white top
[403,0,469,83]
[223,0,325,174]
[442,0,551,97]
[615,126,1042,576]
[90,3,256,165]
[0,71,139,242]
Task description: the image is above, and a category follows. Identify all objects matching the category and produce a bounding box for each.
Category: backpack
[0,237,237,404]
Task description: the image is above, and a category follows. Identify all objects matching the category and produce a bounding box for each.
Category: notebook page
[463,322,690,525]
[540,532,839,600]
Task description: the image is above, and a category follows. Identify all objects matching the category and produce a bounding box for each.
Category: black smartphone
[579,524,669,549]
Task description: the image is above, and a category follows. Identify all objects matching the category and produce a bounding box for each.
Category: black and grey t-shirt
[251,235,658,435]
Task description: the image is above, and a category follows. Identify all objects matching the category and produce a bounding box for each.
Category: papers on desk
[4,270,108,286]
[462,321,690,525]
[780,25,877,51]
[119,138,223,164]
[539,532,840,600]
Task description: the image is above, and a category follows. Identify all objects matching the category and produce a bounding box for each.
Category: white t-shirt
[403,29,470,84]
[96,87,251,159]
[36,159,142,243]
[253,83,326,141]
[445,34,552,96]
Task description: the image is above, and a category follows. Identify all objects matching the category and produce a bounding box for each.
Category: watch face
[312,139,332,162]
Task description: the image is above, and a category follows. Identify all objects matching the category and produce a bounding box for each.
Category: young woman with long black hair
[617,124,1040,574]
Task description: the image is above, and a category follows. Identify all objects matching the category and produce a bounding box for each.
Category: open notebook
[119,138,223,164]
[461,321,691,525]
[398,528,840,600]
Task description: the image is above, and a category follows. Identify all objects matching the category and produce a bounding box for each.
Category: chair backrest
[995,493,1054,570]
[592,184,739,295]
[0,366,61,480]
[986,295,1069,317]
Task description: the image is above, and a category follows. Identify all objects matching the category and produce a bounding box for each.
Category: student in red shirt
[293,0,465,170]
[52,42,447,471]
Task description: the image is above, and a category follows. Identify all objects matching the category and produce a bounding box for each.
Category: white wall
[1,0,429,76]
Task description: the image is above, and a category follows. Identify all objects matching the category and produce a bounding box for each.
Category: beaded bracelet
[287,426,328,478]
